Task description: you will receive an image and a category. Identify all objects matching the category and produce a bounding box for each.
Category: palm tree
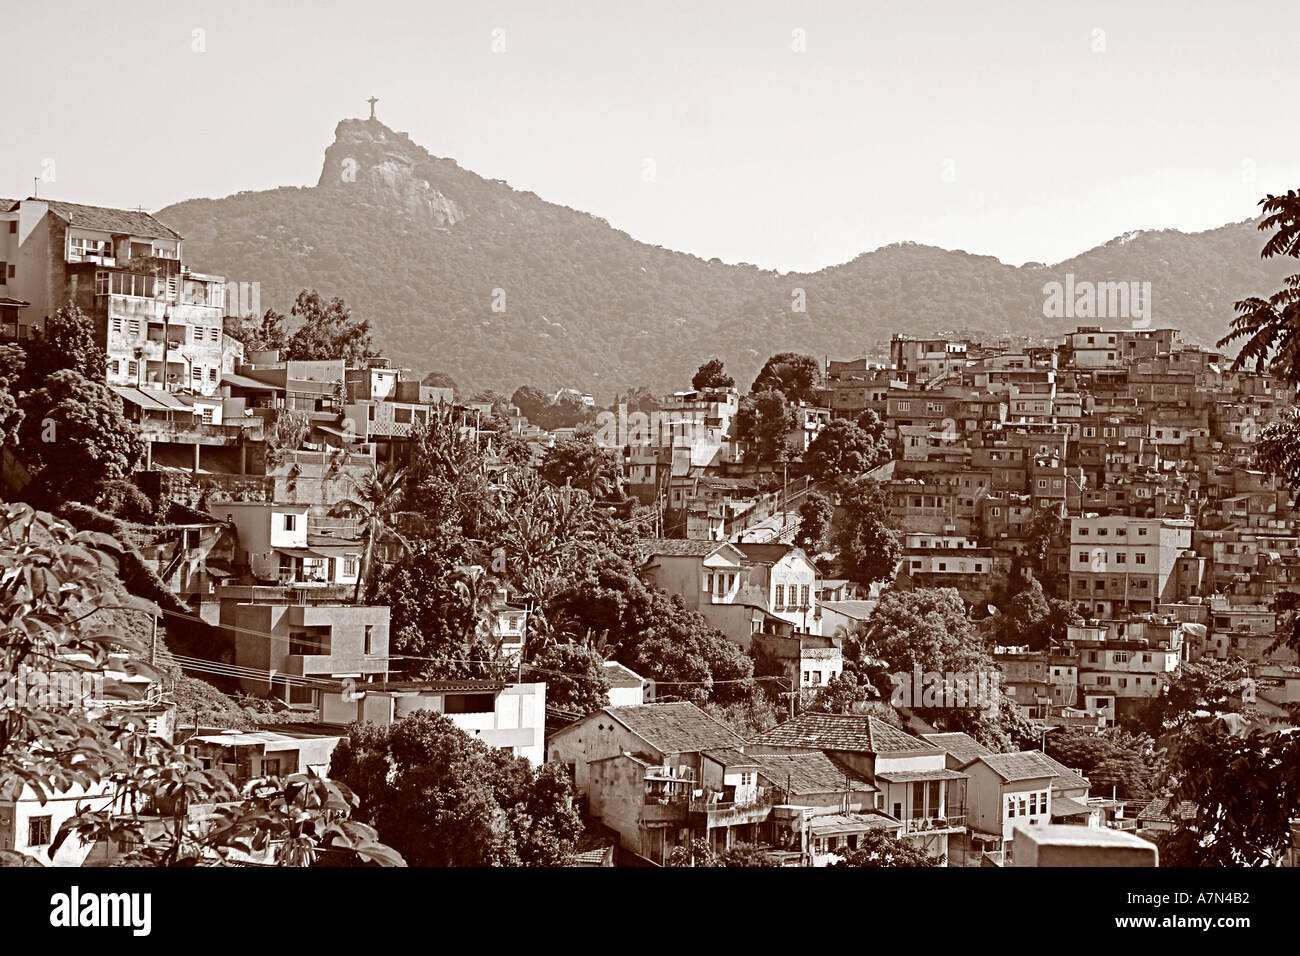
[1217,190,1300,489]
[1217,190,1300,379]
[350,463,408,604]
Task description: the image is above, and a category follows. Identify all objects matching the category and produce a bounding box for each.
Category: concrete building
[0,198,242,395]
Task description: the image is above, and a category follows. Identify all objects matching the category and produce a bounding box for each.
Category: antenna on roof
[32,177,38,199]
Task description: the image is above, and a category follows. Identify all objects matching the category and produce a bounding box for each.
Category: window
[444,693,496,714]
[210,327,220,342]
[192,365,203,381]
[127,361,138,377]
[108,272,155,298]
[263,758,282,778]
[208,368,217,382]
[283,514,296,531]
[740,772,753,787]
[1079,528,1089,536]
[775,585,784,609]
[1135,553,1146,565]
[1116,553,1126,564]
[1079,552,1090,563]
[128,320,140,335]
[111,317,122,334]
[364,624,374,656]
[803,671,811,684]
[69,236,112,259]
[27,816,52,847]
[288,631,316,656]
[200,407,214,424]
[344,557,358,577]
[800,585,809,607]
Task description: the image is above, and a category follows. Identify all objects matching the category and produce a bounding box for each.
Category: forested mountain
[157,117,1293,395]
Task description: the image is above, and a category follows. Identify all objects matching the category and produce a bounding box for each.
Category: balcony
[900,814,967,835]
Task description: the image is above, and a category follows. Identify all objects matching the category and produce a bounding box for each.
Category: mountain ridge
[155,118,1292,395]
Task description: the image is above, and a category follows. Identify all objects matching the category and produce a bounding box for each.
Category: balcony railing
[901,814,967,834]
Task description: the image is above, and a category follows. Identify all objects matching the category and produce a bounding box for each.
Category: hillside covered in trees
[157,117,1292,395]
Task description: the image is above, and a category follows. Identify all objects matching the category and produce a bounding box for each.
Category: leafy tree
[422,370,458,391]
[704,695,783,738]
[538,426,623,499]
[831,829,942,867]
[691,358,735,391]
[1217,189,1300,380]
[1256,405,1300,490]
[666,838,716,867]
[802,417,888,483]
[24,303,106,386]
[282,290,378,364]
[984,579,1081,651]
[1018,505,1067,592]
[1044,728,1160,800]
[470,389,513,417]
[804,670,880,714]
[1128,659,1249,737]
[833,479,901,588]
[226,307,289,354]
[369,530,510,679]
[549,565,753,704]
[751,352,822,404]
[329,711,582,866]
[0,343,24,447]
[0,503,401,868]
[860,587,988,680]
[793,490,834,555]
[734,388,797,463]
[511,385,552,423]
[619,385,662,413]
[348,463,408,603]
[18,370,145,506]
[1157,718,1300,866]
[525,643,611,714]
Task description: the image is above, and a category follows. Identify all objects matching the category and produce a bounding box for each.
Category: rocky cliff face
[317,118,464,226]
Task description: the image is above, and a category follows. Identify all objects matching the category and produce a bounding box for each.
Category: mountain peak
[316,117,463,225]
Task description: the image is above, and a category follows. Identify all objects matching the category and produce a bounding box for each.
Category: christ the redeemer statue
[367,96,379,120]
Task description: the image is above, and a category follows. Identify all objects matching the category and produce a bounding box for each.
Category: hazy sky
[5,0,1298,272]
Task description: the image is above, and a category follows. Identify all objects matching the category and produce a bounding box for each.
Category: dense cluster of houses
[2,195,1297,867]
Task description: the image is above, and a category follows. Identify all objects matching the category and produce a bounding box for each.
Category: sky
[4,0,1298,272]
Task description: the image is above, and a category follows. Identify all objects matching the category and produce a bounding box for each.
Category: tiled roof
[752,751,877,795]
[1137,798,1198,824]
[734,542,798,564]
[749,712,936,755]
[818,600,876,622]
[874,768,968,783]
[38,198,183,241]
[702,747,760,769]
[1034,752,1091,791]
[922,731,994,766]
[638,537,735,557]
[976,751,1060,783]
[601,661,645,687]
[604,702,745,754]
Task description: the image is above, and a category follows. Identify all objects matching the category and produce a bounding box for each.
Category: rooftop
[602,702,746,755]
[749,712,938,755]
[37,198,184,241]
